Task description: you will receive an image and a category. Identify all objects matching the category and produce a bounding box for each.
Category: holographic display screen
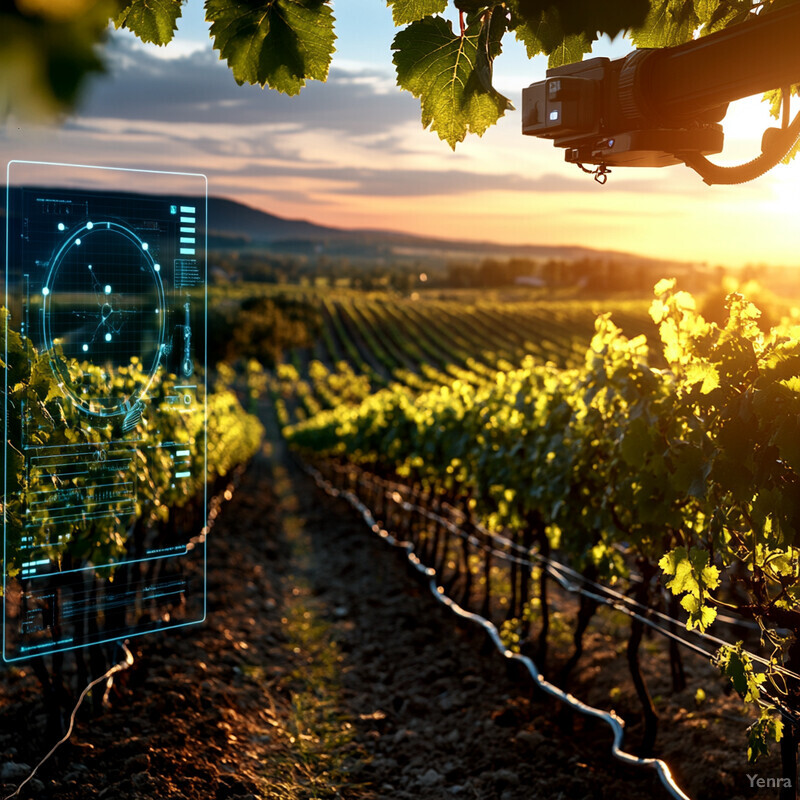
[4,162,208,662]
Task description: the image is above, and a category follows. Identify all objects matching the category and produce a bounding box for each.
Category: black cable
[682,102,800,185]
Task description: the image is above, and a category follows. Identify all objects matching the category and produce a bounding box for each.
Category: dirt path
[266,447,670,800]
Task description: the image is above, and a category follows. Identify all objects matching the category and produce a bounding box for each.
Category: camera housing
[522,54,726,168]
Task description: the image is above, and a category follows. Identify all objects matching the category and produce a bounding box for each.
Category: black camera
[522,4,800,177]
[522,54,726,169]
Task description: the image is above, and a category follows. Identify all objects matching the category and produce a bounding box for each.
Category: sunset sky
[2,0,800,267]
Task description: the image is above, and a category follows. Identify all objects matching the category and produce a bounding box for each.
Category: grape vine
[284,281,800,761]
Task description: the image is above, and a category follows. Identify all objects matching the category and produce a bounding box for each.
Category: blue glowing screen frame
[4,161,208,662]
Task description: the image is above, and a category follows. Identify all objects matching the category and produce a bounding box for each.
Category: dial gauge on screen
[41,220,166,417]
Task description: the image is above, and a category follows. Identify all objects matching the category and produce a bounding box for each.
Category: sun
[716,95,781,163]
[766,161,800,216]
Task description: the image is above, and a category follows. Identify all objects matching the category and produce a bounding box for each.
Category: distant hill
[205,196,676,266]
[207,197,344,244]
[0,190,683,269]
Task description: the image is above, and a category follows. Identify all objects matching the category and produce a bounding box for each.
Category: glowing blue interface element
[4,162,208,661]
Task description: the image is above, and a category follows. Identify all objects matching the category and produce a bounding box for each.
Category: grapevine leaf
[772,415,800,473]
[392,15,512,149]
[763,85,800,120]
[763,86,800,163]
[660,546,719,630]
[619,416,651,467]
[748,709,784,763]
[660,546,693,593]
[205,0,336,95]
[689,547,720,591]
[0,2,110,118]
[716,643,766,704]
[509,4,591,65]
[696,0,751,34]
[630,0,698,48]
[766,551,794,577]
[509,0,647,39]
[653,277,677,297]
[680,594,717,630]
[671,444,711,498]
[684,360,719,394]
[115,0,183,46]
[513,9,560,57]
[547,32,591,68]
[387,0,446,26]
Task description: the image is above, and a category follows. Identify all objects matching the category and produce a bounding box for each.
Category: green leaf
[684,360,719,394]
[680,593,717,630]
[619,415,652,467]
[748,708,784,763]
[690,547,720,591]
[547,32,592,68]
[762,86,800,163]
[392,15,513,149]
[660,545,694,593]
[206,0,336,95]
[631,0,698,48]
[387,0,446,26]
[670,443,710,499]
[509,0,647,41]
[510,4,591,65]
[716,642,766,704]
[694,0,752,35]
[116,0,183,46]
[660,546,719,630]
[772,415,800,473]
[0,1,111,118]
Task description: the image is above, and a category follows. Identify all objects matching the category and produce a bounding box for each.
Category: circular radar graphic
[42,221,166,418]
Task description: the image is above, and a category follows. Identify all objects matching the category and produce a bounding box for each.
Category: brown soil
[0,423,789,800]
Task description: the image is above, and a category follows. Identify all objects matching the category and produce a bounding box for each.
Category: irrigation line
[388,492,732,666]
[304,462,693,800]
[355,471,800,687]
[2,642,134,800]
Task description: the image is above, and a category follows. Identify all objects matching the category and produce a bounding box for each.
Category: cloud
[215,164,587,197]
[77,36,420,136]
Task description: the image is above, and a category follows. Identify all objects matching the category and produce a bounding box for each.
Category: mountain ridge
[0,189,685,267]
[205,196,681,265]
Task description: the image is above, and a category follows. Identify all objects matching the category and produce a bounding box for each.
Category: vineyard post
[507,528,519,624]
[434,520,451,579]
[780,722,797,800]
[424,512,440,567]
[374,479,386,519]
[557,564,600,685]
[666,593,687,692]
[87,581,107,716]
[459,519,474,608]
[780,636,800,800]
[627,559,658,755]
[519,517,534,638]
[534,515,550,666]
[481,549,492,619]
